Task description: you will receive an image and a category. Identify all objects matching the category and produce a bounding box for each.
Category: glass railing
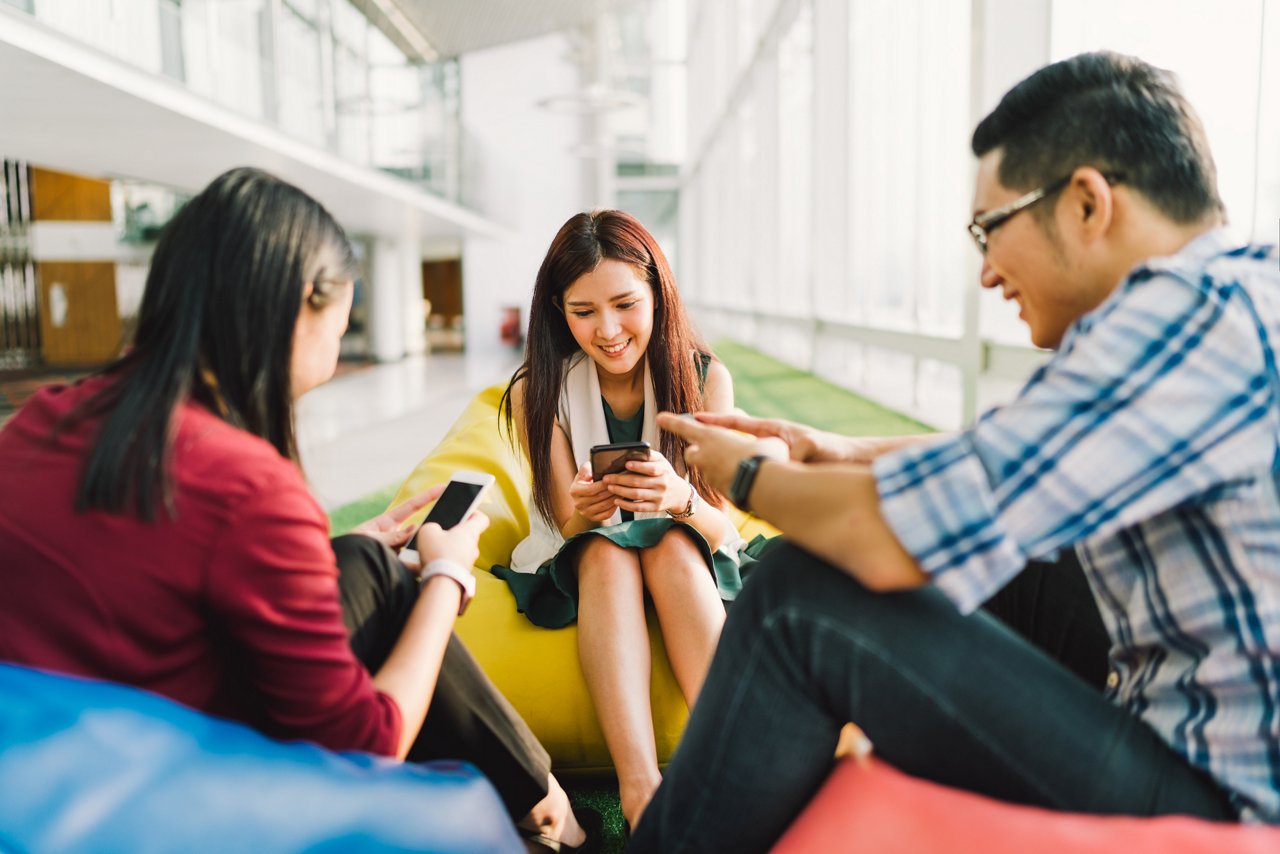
[8,0,483,214]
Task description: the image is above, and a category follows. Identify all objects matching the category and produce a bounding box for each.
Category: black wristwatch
[729,455,769,512]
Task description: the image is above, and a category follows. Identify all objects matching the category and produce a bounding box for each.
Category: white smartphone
[402,470,495,553]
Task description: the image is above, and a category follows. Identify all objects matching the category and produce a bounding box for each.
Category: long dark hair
[502,209,720,527]
[70,167,358,520]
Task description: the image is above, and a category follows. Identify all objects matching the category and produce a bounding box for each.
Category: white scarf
[507,353,666,573]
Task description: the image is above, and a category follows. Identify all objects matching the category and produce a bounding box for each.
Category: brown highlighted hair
[502,209,720,527]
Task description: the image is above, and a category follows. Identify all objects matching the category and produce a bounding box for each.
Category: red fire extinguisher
[500,305,523,348]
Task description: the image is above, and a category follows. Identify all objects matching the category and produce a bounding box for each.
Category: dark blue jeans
[629,542,1235,853]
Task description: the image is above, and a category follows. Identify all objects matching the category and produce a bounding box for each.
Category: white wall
[459,33,594,356]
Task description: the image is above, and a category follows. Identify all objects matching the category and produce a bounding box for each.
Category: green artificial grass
[324,341,933,851]
[570,781,629,853]
[713,338,935,435]
[328,483,400,536]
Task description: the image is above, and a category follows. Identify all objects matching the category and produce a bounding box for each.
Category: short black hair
[972,51,1222,225]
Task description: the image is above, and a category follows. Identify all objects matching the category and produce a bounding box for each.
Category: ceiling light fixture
[538,82,642,114]
[565,141,647,160]
[367,0,439,62]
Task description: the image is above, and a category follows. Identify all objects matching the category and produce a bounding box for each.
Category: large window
[332,0,372,165]
[776,3,813,319]
[1053,0,1274,242]
[31,0,165,72]
[277,1,325,141]
[982,0,1278,348]
[10,0,476,209]
[1260,3,1280,240]
[846,0,970,335]
[682,0,1280,430]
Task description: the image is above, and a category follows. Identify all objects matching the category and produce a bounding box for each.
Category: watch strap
[729,455,769,512]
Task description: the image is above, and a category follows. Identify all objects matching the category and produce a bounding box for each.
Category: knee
[638,529,703,578]
[640,527,701,560]
[574,534,640,580]
[644,527,700,557]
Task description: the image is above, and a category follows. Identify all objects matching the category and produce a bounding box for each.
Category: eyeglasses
[967,172,1125,255]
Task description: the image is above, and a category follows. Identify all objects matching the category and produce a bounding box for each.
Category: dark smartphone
[590,441,651,481]
[401,472,494,551]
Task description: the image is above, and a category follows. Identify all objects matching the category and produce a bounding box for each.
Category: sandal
[521,805,603,853]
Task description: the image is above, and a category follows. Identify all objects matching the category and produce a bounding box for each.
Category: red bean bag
[772,757,1279,853]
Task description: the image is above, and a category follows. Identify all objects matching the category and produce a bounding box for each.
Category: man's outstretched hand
[685,412,866,464]
[657,412,789,498]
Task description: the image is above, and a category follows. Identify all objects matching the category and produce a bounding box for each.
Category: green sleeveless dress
[492,360,773,629]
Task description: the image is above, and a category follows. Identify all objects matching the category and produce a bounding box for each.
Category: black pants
[981,549,1112,690]
[331,534,551,818]
[631,543,1236,854]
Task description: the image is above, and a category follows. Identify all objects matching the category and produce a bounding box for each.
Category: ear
[1065,166,1115,243]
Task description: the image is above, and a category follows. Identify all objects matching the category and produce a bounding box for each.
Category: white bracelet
[419,559,477,615]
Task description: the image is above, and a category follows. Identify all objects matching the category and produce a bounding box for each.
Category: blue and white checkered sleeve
[874,434,1027,613]
[874,265,1275,613]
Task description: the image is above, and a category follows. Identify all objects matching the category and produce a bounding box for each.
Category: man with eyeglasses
[631,51,1280,852]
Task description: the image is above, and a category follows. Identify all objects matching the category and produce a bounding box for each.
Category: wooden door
[30,168,119,366]
[37,261,121,366]
[422,259,463,320]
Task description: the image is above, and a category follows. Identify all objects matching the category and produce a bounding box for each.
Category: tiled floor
[0,350,521,511]
[297,350,521,510]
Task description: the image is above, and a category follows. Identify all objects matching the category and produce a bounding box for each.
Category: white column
[812,0,848,335]
[962,0,1052,423]
[592,9,616,208]
[367,232,422,363]
[972,0,1053,121]
[401,237,427,357]
[316,0,339,152]
[753,52,780,321]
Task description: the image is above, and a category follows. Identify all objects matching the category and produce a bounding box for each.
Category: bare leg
[575,536,662,828]
[640,529,726,708]
[518,773,585,848]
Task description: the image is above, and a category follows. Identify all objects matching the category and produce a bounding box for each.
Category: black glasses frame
[967,172,1125,254]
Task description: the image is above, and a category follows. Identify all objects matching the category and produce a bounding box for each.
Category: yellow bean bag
[390,383,777,773]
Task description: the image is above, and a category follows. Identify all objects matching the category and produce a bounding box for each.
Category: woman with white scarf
[494,210,765,830]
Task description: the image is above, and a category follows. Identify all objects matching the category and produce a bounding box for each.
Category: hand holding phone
[590,441,652,481]
[402,470,495,553]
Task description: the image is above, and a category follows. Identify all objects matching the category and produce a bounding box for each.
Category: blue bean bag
[0,662,522,853]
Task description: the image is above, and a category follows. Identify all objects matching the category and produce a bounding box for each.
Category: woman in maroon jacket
[0,168,592,851]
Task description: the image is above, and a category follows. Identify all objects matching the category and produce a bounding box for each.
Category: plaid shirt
[874,229,1280,822]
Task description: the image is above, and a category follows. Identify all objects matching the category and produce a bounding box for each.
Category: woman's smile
[598,338,632,358]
